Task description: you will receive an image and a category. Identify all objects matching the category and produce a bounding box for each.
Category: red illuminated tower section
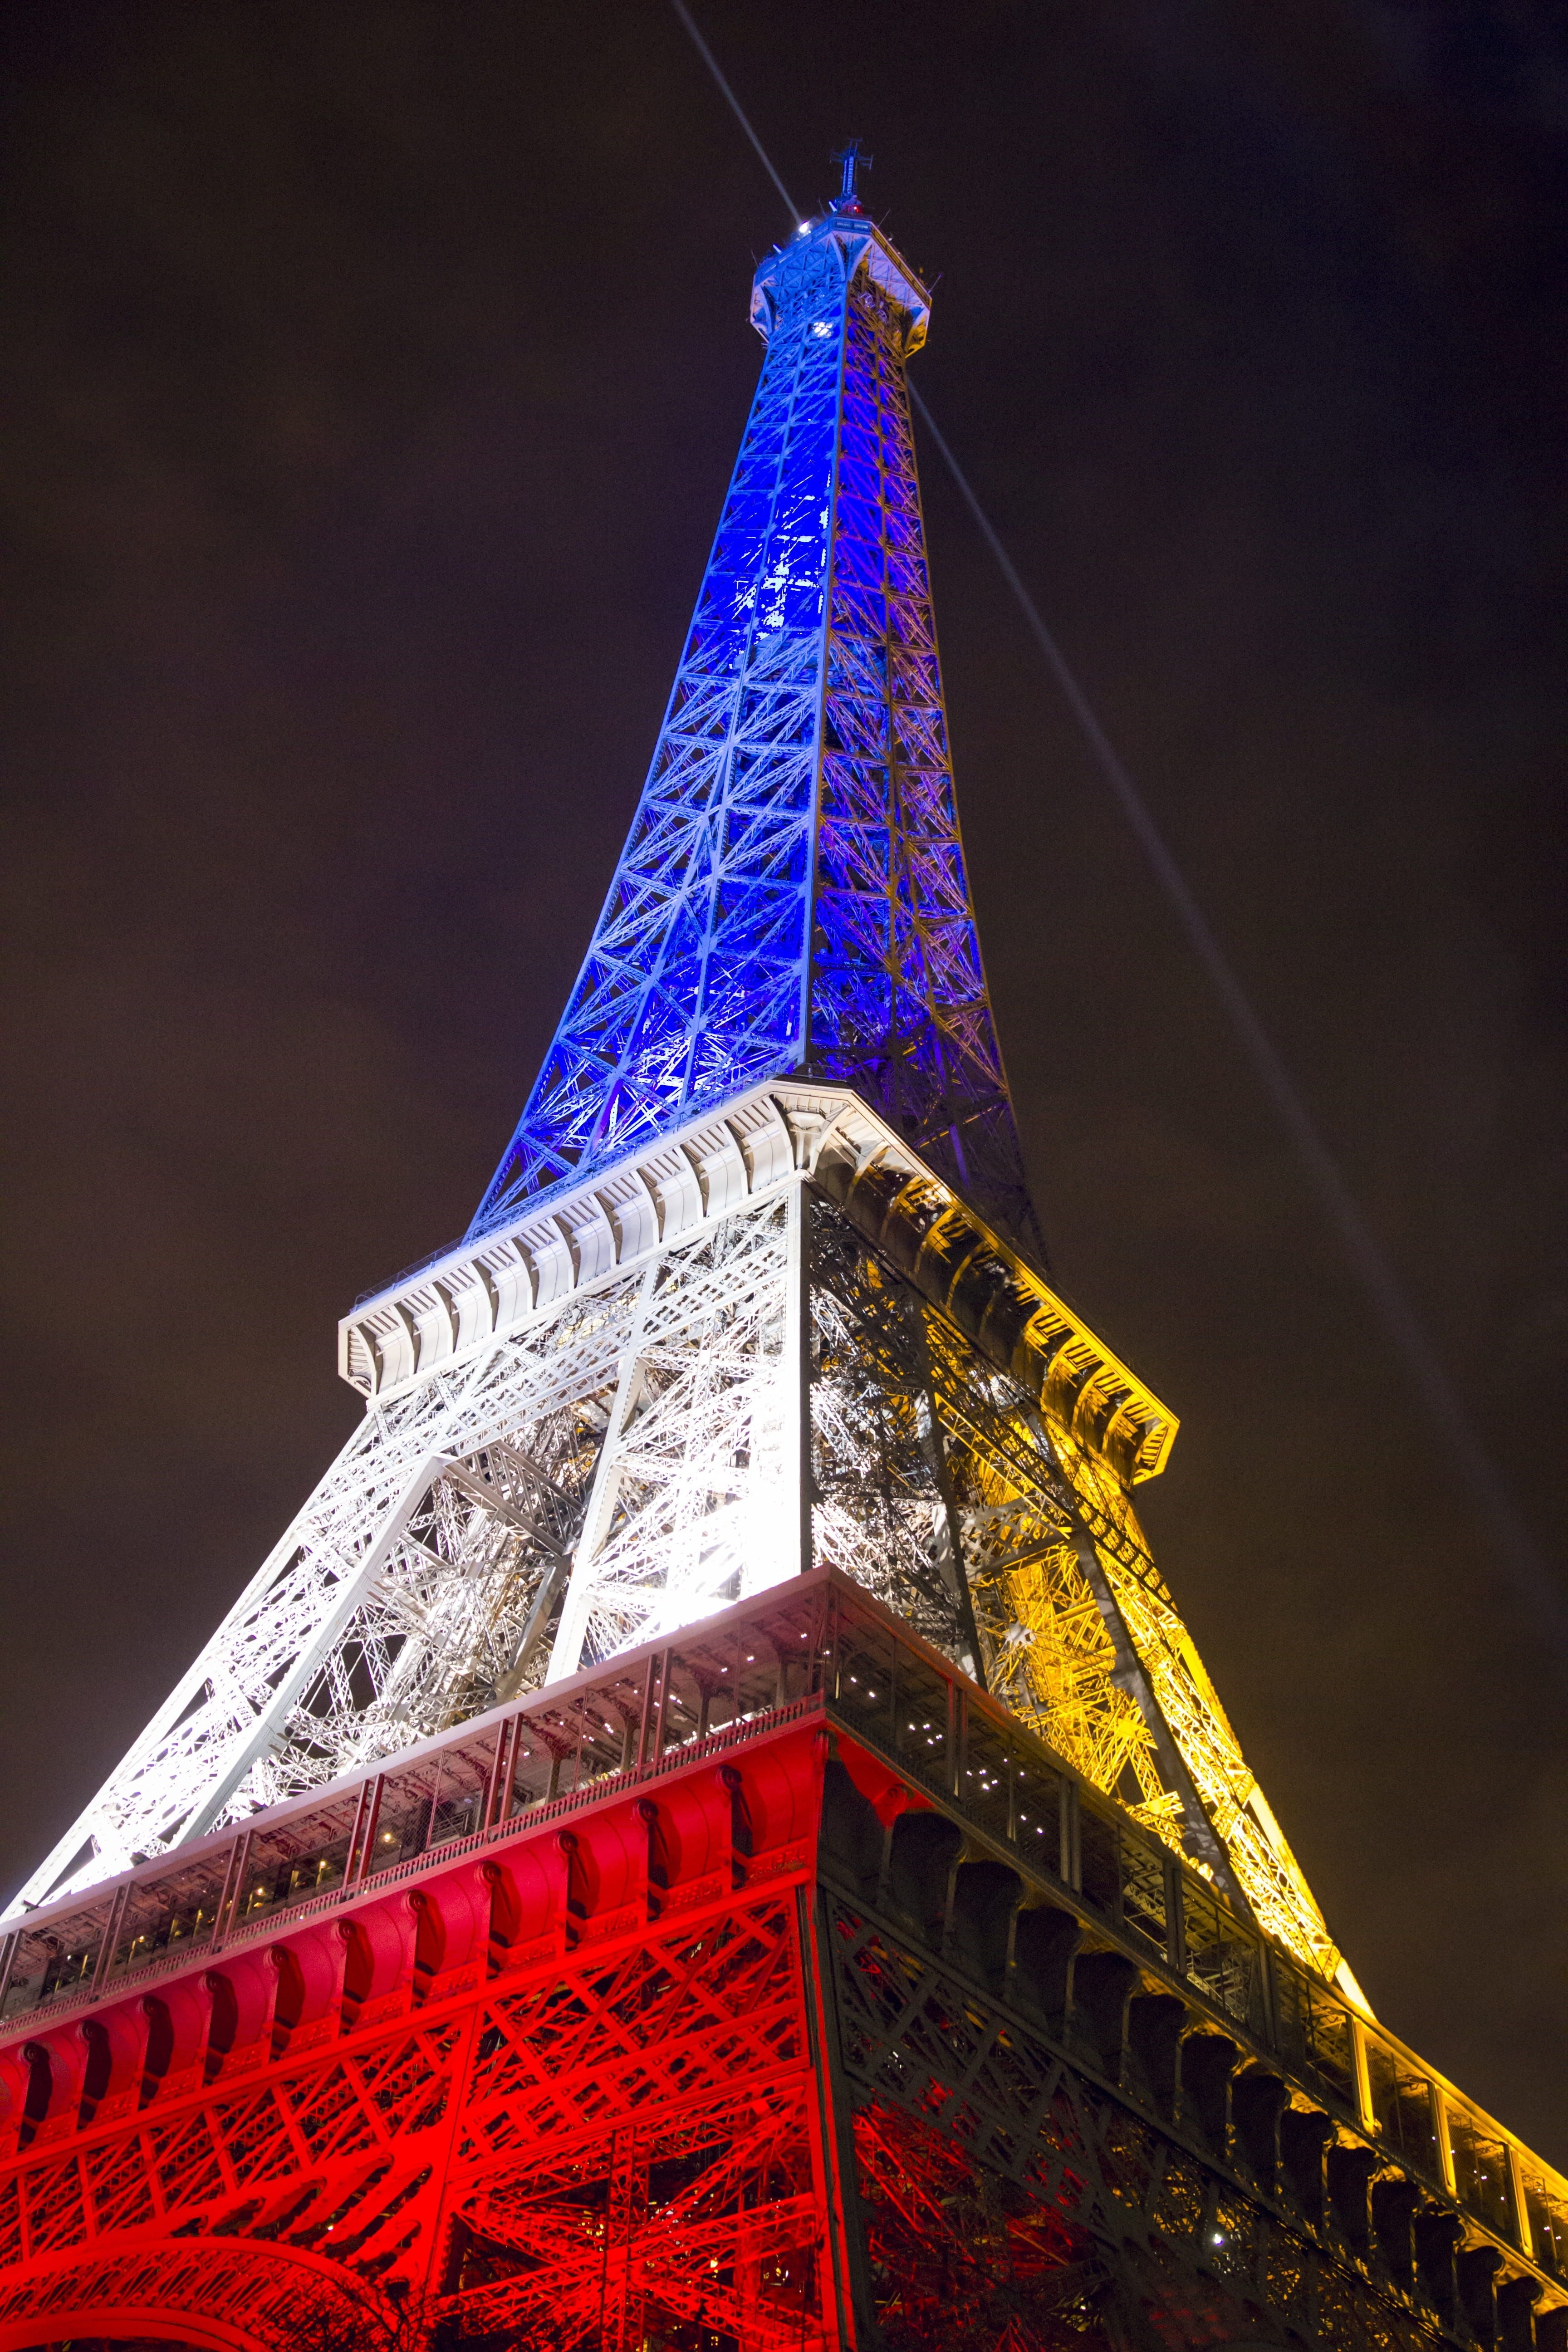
[0,177,1564,2352]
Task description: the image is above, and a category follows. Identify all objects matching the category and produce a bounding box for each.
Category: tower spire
[830,137,871,208]
[467,202,1041,1259]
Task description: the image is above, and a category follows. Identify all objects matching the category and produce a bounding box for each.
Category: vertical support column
[1432,2084,1457,2196]
[638,1649,671,1769]
[90,1882,133,1994]
[600,2121,647,2352]
[1061,1775,1083,1894]
[1350,2016,1375,2136]
[421,1999,486,2319]
[785,1176,815,1587]
[216,1829,255,1938]
[548,1259,661,1683]
[1166,1854,1189,1978]
[345,1784,383,1891]
[483,1725,518,1833]
[1260,1939,1285,2051]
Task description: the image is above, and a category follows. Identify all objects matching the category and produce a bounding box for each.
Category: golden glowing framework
[808,1102,1357,2002]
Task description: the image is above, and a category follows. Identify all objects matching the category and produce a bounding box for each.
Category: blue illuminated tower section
[469,186,1040,1254]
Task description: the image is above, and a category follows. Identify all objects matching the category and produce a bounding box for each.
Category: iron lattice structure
[5,178,1565,2352]
[466,201,1039,1257]
[9,1079,1347,1993]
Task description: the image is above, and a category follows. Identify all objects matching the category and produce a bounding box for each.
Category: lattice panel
[18,1194,787,1910]
[807,1196,983,1671]
[442,1893,823,2351]
[0,1716,1541,2352]
[2,2009,465,2270]
[853,2099,1112,2352]
[446,2083,823,2352]
[824,1896,1446,2352]
[0,1883,825,2352]
[13,1269,646,1907]
[459,1897,804,2161]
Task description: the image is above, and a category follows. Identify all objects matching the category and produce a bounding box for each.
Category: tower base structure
[0,1571,1560,2352]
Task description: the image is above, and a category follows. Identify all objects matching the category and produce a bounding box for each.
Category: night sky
[3,3,1565,2162]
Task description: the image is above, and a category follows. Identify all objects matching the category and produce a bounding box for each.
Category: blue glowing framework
[469,201,1039,1254]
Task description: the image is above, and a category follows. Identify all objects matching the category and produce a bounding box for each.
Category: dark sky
[2,0,1565,2162]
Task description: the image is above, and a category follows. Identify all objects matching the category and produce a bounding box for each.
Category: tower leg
[802,1883,878,2352]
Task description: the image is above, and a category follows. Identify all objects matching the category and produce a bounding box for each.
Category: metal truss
[812,1743,1553,2348]
[467,198,1038,1256]
[0,1753,965,2350]
[449,1903,820,2352]
[808,1194,988,1676]
[543,1195,798,1679]
[8,186,1556,2352]
[1043,1414,1345,1984]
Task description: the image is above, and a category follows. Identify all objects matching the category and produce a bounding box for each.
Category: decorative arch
[0,2239,388,2352]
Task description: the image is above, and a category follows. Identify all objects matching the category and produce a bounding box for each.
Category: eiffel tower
[0,165,1563,2352]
